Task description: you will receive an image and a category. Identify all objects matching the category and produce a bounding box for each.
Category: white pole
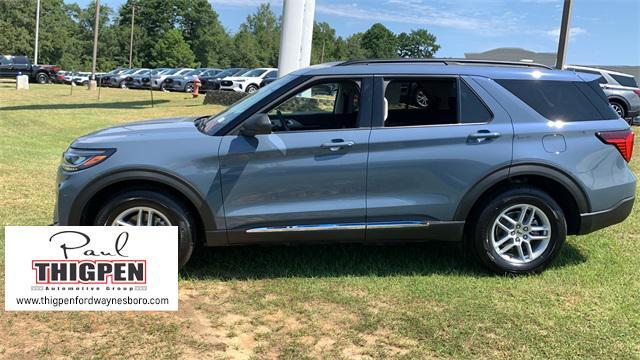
[278,0,304,77]
[299,0,315,69]
[90,0,100,90]
[129,5,135,68]
[34,0,41,65]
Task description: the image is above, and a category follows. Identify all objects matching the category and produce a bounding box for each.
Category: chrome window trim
[245,220,430,233]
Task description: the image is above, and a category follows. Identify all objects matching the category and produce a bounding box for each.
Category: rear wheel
[36,72,49,84]
[185,82,194,93]
[610,101,626,119]
[94,190,196,269]
[470,187,566,274]
[119,80,127,89]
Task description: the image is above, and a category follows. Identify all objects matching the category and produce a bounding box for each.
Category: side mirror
[239,113,272,137]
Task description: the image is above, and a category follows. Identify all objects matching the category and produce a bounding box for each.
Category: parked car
[162,68,221,92]
[201,68,248,92]
[53,59,636,274]
[565,65,640,123]
[153,68,191,90]
[72,72,93,86]
[123,68,162,89]
[219,68,278,93]
[53,70,68,84]
[0,55,60,83]
[110,68,149,88]
[97,68,127,87]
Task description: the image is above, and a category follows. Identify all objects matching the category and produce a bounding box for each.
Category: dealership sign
[5,226,178,311]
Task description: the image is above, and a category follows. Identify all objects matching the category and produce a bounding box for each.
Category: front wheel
[184,82,194,93]
[610,101,626,119]
[119,81,127,89]
[470,187,566,274]
[94,190,196,269]
[246,84,258,93]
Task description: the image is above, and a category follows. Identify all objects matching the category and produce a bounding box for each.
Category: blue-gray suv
[54,59,636,274]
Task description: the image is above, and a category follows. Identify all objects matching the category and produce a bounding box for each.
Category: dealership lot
[1,83,639,358]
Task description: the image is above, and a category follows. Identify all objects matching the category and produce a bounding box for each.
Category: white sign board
[5,226,178,311]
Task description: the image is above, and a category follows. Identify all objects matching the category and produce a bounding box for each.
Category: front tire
[94,190,196,269]
[246,84,258,93]
[610,101,626,119]
[185,82,194,93]
[470,187,566,274]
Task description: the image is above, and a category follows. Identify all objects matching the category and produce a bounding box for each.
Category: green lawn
[1,83,639,359]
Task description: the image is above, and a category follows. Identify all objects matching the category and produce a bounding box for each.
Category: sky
[80,0,640,65]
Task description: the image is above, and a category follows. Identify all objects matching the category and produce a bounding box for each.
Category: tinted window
[0,57,11,65]
[384,78,458,127]
[610,74,638,88]
[243,69,266,77]
[496,79,617,121]
[574,69,607,84]
[460,80,492,123]
[265,70,278,79]
[13,56,28,65]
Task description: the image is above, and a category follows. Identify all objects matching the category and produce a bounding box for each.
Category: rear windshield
[610,74,638,88]
[495,79,618,121]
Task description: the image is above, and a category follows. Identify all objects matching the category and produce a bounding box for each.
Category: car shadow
[181,241,586,280]
[0,100,170,111]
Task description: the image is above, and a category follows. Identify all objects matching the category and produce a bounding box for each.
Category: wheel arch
[608,96,629,110]
[69,169,216,242]
[455,163,590,235]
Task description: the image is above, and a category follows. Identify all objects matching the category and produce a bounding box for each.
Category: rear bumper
[578,196,635,235]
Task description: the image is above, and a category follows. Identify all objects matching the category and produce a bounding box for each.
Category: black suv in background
[0,55,60,83]
[201,68,248,92]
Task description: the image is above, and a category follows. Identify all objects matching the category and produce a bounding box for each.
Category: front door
[219,77,373,244]
[366,75,514,241]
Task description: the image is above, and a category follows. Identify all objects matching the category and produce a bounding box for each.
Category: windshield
[163,68,180,75]
[122,69,137,75]
[176,68,193,76]
[242,69,266,77]
[216,68,239,78]
[185,70,199,76]
[137,70,150,75]
[203,74,297,134]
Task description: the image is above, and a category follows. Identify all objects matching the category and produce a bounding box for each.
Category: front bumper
[578,196,635,234]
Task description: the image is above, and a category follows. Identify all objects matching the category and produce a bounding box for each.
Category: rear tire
[36,72,49,84]
[470,187,566,274]
[185,82,194,93]
[610,100,627,119]
[94,190,196,269]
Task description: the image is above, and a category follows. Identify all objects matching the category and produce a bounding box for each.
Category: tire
[246,84,258,93]
[184,82,194,93]
[119,81,127,89]
[36,72,49,84]
[609,100,626,119]
[94,190,196,269]
[469,187,566,274]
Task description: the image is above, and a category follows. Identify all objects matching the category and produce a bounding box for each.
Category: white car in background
[219,68,278,93]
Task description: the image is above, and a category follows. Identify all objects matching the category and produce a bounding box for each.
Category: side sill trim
[246,220,430,233]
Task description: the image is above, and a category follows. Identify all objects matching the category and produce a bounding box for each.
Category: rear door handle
[468,130,501,143]
[321,140,355,151]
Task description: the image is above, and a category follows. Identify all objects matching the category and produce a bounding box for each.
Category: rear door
[0,56,12,76]
[365,75,513,241]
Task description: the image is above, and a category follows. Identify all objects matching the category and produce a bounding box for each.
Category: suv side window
[264,70,278,79]
[266,80,361,132]
[0,56,11,65]
[573,69,608,84]
[496,79,617,121]
[610,74,638,88]
[383,77,491,127]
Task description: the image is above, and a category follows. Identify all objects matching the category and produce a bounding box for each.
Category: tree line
[0,0,441,71]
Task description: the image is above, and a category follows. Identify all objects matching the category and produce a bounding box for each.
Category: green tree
[150,29,197,68]
[311,22,337,64]
[360,23,397,59]
[237,4,280,67]
[344,33,367,60]
[230,29,260,68]
[397,29,440,58]
[176,0,231,67]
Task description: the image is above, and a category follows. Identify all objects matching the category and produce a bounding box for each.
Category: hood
[71,116,206,148]
[224,76,252,81]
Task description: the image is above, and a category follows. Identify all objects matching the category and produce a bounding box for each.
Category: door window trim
[371,75,494,128]
[228,75,374,135]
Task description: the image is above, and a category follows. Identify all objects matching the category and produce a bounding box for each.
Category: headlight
[62,148,115,172]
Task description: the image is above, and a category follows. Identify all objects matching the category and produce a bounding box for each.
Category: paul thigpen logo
[32,231,147,285]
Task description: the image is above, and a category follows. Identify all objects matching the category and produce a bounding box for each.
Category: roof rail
[337,58,553,70]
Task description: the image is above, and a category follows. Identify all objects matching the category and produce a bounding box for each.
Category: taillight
[597,130,634,162]
[633,89,640,98]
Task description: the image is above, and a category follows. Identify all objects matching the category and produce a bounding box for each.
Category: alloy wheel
[110,206,172,226]
[490,204,551,264]
[611,103,625,118]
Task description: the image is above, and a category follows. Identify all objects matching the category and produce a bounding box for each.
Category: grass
[1,82,639,359]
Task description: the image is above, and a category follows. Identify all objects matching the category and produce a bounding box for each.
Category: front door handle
[321,140,355,151]
[468,130,501,143]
